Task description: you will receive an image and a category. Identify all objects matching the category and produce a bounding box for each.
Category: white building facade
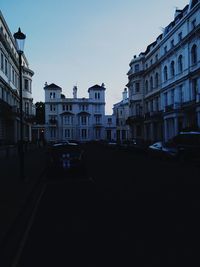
[126,0,200,142]
[113,88,130,142]
[44,83,116,142]
[0,10,34,145]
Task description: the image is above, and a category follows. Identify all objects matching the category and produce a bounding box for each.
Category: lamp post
[14,28,26,180]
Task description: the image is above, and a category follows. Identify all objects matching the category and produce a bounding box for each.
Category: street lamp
[14,28,26,180]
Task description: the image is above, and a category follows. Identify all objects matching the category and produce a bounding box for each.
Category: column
[164,119,168,142]
[197,110,200,129]
[174,116,179,136]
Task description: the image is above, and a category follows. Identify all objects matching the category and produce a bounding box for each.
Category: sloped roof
[88,84,105,92]
[44,83,62,90]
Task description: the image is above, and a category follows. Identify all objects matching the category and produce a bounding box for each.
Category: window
[150,76,153,91]
[5,59,8,76]
[191,19,196,29]
[81,129,87,139]
[108,118,112,124]
[135,64,139,72]
[136,104,141,116]
[171,39,174,48]
[95,115,101,124]
[164,93,168,106]
[155,97,159,111]
[155,54,158,61]
[1,53,4,70]
[135,82,140,93]
[64,116,70,125]
[155,73,159,88]
[50,104,56,112]
[171,89,175,104]
[191,44,197,65]
[178,55,183,72]
[164,46,167,54]
[81,116,87,125]
[179,85,184,103]
[191,79,197,101]
[50,128,56,138]
[170,61,175,77]
[164,66,168,81]
[145,80,149,94]
[12,69,15,84]
[65,129,70,138]
[50,92,56,99]
[24,79,29,90]
[95,129,101,139]
[178,32,182,42]
[25,102,29,114]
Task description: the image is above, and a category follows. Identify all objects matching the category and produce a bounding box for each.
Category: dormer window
[50,92,55,99]
[171,39,174,48]
[178,32,182,42]
[191,19,196,29]
[134,64,139,72]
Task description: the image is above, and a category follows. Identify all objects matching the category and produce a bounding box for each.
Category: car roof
[179,131,200,135]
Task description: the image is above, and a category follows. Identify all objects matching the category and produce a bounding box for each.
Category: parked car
[148,141,178,160]
[47,142,86,178]
[166,131,200,162]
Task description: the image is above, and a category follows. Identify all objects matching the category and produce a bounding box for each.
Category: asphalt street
[14,144,200,266]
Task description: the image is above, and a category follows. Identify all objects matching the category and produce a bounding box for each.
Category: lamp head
[14,28,26,53]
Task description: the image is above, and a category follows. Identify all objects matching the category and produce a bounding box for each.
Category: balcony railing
[165,104,173,112]
[49,119,57,124]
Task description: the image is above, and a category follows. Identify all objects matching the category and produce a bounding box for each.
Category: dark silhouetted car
[47,142,86,179]
[148,141,178,160]
[167,131,200,162]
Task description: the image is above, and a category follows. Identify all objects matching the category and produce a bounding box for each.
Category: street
[15,144,200,266]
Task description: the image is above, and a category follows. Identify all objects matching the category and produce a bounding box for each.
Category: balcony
[165,104,173,112]
[150,110,163,119]
[126,114,144,125]
[24,114,36,123]
[49,119,57,125]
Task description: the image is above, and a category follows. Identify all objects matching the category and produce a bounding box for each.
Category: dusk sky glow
[1,0,189,113]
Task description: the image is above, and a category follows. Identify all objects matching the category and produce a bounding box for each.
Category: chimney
[174,8,182,19]
[44,82,48,87]
[122,88,128,101]
[73,86,77,98]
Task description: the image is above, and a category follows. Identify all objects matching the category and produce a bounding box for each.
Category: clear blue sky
[1,0,189,114]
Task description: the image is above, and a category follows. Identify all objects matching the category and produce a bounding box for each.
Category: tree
[35,102,45,124]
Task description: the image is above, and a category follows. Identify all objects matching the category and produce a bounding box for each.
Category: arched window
[145,80,149,94]
[170,61,175,77]
[191,44,197,64]
[178,55,183,72]
[164,66,168,81]
[150,76,153,91]
[155,73,159,88]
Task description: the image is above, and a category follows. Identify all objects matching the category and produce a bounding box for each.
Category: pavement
[0,144,47,258]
